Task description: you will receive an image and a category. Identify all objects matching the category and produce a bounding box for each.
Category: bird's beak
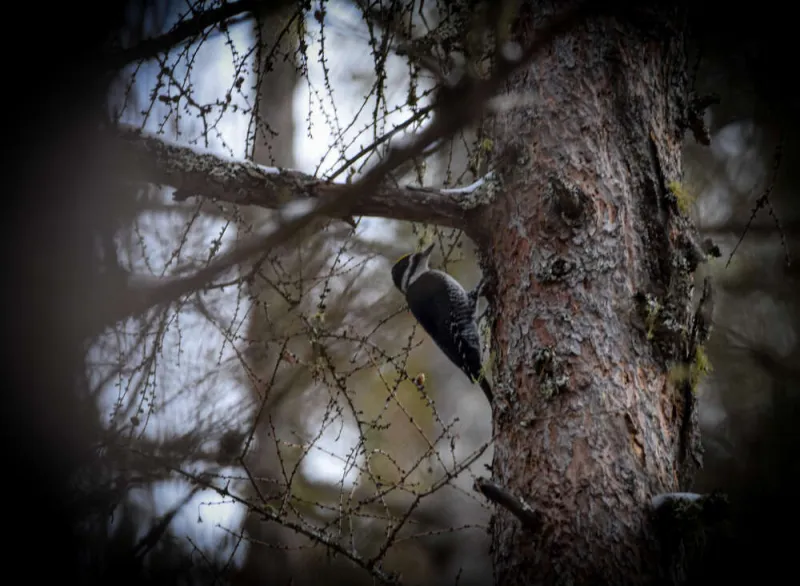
[421,243,435,258]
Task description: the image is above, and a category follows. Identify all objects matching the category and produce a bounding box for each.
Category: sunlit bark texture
[478,5,700,584]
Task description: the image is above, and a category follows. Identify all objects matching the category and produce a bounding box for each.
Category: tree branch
[474,477,542,532]
[104,0,279,71]
[111,125,477,229]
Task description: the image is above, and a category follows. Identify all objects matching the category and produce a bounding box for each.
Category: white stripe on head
[406,244,434,288]
[400,256,413,292]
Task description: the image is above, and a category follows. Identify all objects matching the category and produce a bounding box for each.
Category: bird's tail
[478,377,493,404]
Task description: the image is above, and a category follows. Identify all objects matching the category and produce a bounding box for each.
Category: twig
[136,450,400,585]
[132,486,202,559]
[474,477,542,531]
[325,105,435,182]
[726,134,789,267]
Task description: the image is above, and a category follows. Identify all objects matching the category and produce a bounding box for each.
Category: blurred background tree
[2,0,798,585]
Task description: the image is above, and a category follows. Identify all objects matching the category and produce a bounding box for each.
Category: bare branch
[726,134,789,268]
[111,125,473,229]
[132,486,202,560]
[474,477,542,532]
[104,0,279,71]
[150,455,400,585]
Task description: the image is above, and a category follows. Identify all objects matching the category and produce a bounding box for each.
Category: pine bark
[474,4,702,584]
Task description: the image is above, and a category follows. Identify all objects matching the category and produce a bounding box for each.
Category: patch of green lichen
[477,350,496,386]
[495,1,520,43]
[668,363,687,383]
[480,320,493,350]
[468,138,494,177]
[690,345,713,389]
[643,297,662,340]
[668,346,713,393]
[533,347,568,398]
[668,180,696,216]
[635,292,689,360]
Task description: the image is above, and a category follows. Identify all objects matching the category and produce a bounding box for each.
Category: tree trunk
[250,6,298,168]
[478,4,700,584]
[234,6,299,585]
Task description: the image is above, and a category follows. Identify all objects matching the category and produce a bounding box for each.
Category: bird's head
[391,242,434,293]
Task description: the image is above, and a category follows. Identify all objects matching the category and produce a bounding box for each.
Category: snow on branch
[111,125,481,229]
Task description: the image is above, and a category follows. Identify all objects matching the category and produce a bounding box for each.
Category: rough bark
[473,4,703,584]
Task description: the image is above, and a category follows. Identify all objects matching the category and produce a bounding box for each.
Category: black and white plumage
[391,243,492,403]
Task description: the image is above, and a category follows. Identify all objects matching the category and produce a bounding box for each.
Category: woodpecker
[391,243,492,403]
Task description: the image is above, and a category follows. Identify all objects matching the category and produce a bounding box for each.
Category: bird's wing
[407,272,483,381]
